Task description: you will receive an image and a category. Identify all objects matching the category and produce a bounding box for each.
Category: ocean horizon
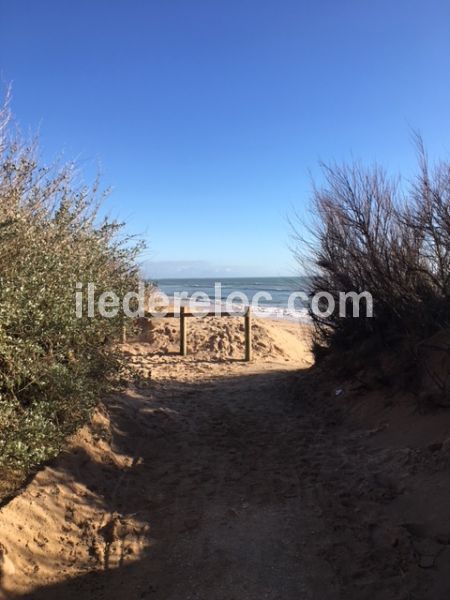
[154,276,311,321]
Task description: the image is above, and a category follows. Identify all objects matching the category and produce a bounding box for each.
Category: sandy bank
[0,320,449,599]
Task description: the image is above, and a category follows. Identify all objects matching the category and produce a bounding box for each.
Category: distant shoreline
[148,276,310,323]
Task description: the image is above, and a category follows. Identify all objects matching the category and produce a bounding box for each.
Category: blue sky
[1,0,449,277]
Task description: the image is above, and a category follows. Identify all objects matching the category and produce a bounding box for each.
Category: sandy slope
[1,318,449,599]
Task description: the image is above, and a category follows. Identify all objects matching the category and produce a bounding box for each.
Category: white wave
[167,295,311,323]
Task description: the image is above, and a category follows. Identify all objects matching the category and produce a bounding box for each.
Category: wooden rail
[123,306,253,361]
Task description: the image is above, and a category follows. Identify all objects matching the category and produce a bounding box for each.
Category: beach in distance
[154,276,311,321]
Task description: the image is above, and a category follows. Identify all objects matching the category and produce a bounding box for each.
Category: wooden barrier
[245,306,252,362]
[180,305,187,356]
[126,306,253,361]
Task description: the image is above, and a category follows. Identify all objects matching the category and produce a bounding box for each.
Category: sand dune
[0,320,449,599]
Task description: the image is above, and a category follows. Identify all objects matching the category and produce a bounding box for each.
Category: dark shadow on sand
[9,366,318,600]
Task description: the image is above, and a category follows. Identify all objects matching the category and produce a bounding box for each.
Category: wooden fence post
[180,306,187,356]
[245,306,252,362]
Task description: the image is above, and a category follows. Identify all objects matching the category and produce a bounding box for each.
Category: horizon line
[150,274,303,280]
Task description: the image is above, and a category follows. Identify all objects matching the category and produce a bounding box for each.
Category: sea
[153,277,311,322]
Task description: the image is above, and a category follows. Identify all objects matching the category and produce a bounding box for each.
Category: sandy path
[1,320,340,599]
[2,319,444,599]
[82,363,336,600]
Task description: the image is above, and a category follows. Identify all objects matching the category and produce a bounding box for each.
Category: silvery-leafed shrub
[0,93,144,471]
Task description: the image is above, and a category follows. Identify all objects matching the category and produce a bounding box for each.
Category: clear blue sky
[1,0,449,277]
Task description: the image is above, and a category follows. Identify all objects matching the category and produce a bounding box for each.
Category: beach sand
[0,318,449,599]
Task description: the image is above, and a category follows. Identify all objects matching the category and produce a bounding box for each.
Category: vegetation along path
[1,319,445,599]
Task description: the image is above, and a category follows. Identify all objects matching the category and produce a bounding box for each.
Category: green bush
[0,96,143,472]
